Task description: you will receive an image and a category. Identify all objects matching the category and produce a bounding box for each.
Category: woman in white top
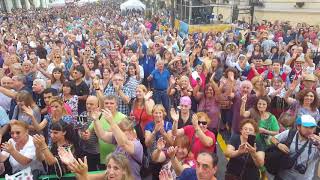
[0,120,44,179]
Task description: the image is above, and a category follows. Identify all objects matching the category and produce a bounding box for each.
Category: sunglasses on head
[198,121,207,125]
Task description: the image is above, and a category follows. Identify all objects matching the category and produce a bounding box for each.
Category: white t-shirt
[1,136,44,173]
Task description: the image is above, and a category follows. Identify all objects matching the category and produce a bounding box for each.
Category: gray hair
[33,79,47,88]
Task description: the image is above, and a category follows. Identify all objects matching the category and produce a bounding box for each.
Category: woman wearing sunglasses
[0,120,44,179]
[172,111,216,158]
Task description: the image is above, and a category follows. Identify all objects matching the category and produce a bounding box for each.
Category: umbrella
[120,0,146,11]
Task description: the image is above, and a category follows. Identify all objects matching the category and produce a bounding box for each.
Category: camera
[294,164,307,174]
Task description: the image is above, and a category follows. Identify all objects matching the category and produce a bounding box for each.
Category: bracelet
[275,142,280,147]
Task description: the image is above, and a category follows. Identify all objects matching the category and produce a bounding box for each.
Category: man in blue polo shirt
[147,59,170,112]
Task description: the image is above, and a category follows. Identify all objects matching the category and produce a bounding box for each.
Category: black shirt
[226,134,263,180]
[72,81,89,114]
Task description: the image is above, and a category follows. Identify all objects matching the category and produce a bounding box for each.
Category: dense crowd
[0,1,319,180]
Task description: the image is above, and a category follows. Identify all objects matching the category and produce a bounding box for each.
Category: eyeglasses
[198,121,208,125]
[10,131,21,135]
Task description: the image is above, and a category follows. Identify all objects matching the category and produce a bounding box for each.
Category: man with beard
[271,115,320,180]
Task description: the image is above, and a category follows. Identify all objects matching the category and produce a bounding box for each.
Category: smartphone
[248,134,256,147]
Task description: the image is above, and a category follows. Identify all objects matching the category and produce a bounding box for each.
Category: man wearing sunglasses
[172,112,216,158]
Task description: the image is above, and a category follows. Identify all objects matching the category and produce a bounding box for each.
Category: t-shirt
[256,113,279,150]
[145,121,172,151]
[132,107,153,131]
[179,168,198,180]
[1,136,44,173]
[226,134,263,180]
[113,139,143,180]
[72,80,89,114]
[183,125,216,158]
[275,130,320,180]
[89,111,126,164]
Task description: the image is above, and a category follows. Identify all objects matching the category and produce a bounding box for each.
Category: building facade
[0,0,51,12]
[216,0,320,25]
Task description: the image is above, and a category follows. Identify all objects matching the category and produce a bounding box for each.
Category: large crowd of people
[0,1,319,180]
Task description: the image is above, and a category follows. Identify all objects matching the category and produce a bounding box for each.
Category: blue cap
[296,115,317,127]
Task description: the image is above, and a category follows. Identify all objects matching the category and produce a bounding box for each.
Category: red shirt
[183,125,216,158]
[266,71,287,82]
[132,107,153,130]
[247,67,266,80]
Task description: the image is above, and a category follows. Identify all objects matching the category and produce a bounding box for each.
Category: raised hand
[170,108,179,122]
[101,109,113,124]
[246,142,257,154]
[22,105,34,117]
[33,134,46,149]
[89,110,101,121]
[169,75,176,85]
[192,114,199,129]
[238,143,248,154]
[241,94,248,103]
[159,169,174,180]
[156,137,166,151]
[67,156,88,176]
[166,146,177,159]
[144,91,153,100]
[289,79,299,91]
[154,122,162,133]
[58,146,76,165]
[1,142,14,154]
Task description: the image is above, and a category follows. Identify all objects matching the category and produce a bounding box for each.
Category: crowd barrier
[0,170,105,180]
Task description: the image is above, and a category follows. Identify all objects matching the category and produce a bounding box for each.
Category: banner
[179,21,189,37]
[189,24,232,33]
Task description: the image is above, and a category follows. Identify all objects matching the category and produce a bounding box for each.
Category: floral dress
[63,95,79,118]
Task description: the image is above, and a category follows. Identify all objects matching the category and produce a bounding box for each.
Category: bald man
[78,95,100,171]
[0,76,13,112]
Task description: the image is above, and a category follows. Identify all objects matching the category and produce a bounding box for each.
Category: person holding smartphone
[225,119,265,180]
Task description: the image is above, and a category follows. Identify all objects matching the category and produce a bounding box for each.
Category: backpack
[278,103,297,129]
[265,129,298,175]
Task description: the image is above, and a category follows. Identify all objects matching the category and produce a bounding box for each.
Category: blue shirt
[150,68,170,90]
[139,55,156,77]
[0,106,9,126]
[178,168,197,180]
[145,121,173,143]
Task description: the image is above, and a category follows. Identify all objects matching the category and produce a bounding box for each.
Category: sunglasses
[198,121,207,125]
[54,56,60,59]
[10,131,21,135]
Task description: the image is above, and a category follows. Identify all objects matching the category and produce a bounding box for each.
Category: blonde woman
[130,84,155,130]
[145,104,173,148]
[62,153,134,180]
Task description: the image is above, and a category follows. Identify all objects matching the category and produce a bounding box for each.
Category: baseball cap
[296,115,317,127]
